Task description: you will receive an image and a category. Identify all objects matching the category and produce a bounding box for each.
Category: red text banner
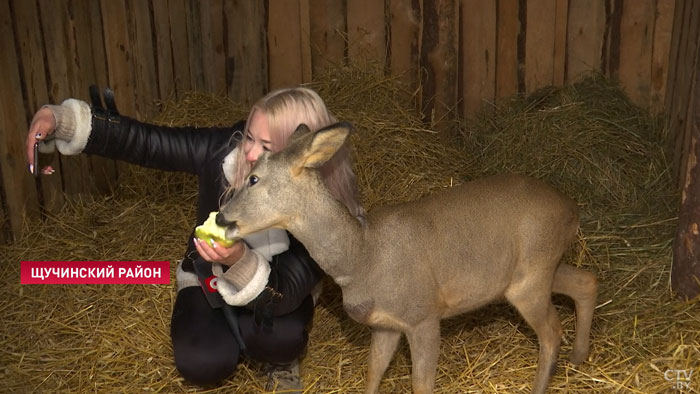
[21,261,170,284]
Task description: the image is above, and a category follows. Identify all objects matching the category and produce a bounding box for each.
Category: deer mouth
[224,224,240,241]
[215,212,241,240]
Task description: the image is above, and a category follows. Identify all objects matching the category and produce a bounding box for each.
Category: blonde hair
[226,87,365,219]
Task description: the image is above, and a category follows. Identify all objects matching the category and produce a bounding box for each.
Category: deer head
[217,122,352,240]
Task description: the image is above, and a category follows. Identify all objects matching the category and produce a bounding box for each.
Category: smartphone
[33,142,39,177]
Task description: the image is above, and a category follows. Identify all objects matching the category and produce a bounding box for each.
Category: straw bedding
[1,66,698,393]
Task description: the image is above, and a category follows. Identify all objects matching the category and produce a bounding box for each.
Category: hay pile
[313,69,474,209]
[1,66,698,394]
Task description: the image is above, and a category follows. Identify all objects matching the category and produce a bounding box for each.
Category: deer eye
[248,175,259,187]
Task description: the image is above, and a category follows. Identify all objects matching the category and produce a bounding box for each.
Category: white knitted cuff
[212,251,271,306]
[54,99,92,155]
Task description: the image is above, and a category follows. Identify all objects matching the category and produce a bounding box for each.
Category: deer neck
[287,190,364,287]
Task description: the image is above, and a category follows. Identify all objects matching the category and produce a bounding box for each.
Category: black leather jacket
[84,110,323,316]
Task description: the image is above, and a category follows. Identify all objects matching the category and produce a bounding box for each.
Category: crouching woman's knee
[240,296,315,363]
[171,287,241,386]
[172,332,240,386]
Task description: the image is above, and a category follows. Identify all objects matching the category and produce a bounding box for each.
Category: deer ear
[288,123,314,146]
[300,122,352,169]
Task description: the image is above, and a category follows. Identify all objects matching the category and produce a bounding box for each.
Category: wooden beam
[552,0,568,86]
[200,0,227,94]
[225,0,266,105]
[268,0,311,90]
[152,0,176,100]
[566,0,606,83]
[618,0,654,108]
[669,0,700,187]
[71,0,102,103]
[101,0,136,116]
[39,0,74,104]
[40,0,95,197]
[0,0,40,239]
[12,0,49,114]
[300,0,313,84]
[347,0,386,67]
[13,0,65,212]
[64,0,97,197]
[69,0,118,196]
[524,0,556,93]
[672,43,700,300]
[77,0,119,196]
[168,0,192,96]
[388,0,422,103]
[496,0,519,98]
[309,0,347,77]
[420,0,458,133]
[602,0,623,77]
[100,0,136,179]
[87,0,110,91]
[665,0,686,120]
[676,1,700,191]
[650,0,676,114]
[187,0,205,92]
[461,0,496,116]
[128,0,159,117]
[0,185,7,243]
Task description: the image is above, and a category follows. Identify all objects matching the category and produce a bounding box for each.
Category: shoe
[264,358,303,393]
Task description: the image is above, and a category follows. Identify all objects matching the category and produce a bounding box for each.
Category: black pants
[170,286,315,386]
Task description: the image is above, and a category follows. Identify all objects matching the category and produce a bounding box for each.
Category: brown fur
[219,123,598,394]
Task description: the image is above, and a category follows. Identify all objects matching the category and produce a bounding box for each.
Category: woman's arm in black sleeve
[85,111,244,174]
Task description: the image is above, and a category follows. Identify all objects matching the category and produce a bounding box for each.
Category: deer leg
[405,318,441,394]
[506,286,562,394]
[364,328,401,394]
[552,263,597,364]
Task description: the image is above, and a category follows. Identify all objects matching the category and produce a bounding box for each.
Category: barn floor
[1,69,698,393]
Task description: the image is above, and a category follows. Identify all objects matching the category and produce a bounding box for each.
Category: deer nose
[216,212,235,227]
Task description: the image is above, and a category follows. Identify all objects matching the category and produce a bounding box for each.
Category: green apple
[194,211,237,247]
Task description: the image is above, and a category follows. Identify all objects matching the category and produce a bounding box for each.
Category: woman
[25,87,364,392]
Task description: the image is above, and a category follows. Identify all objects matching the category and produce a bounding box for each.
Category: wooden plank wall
[668,0,700,300]
[665,0,700,188]
[0,0,684,242]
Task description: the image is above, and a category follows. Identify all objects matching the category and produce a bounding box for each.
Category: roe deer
[217,122,598,394]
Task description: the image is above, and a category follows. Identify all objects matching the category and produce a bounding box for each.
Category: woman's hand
[194,238,246,266]
[26,107,56,172]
